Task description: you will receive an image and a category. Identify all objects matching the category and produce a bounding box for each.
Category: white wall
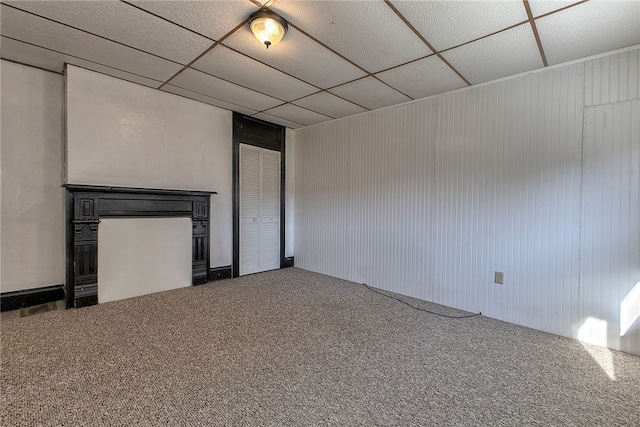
[0,60,64,292]
[98,218,192,303]
[66,65,233,268]
[294,47,640,355]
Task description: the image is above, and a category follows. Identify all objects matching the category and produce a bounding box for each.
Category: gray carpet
[2,268,639,426]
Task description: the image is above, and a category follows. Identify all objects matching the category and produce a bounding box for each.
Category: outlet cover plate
[494,271,504,285]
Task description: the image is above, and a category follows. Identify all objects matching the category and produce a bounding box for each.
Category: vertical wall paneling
[585,48,640,107]
[581,100,640,355]
[285,128,295,258]
[295,47,639,354]
[295,101,437,292]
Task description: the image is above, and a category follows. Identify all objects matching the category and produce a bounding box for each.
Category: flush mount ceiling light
[248,8,288,49]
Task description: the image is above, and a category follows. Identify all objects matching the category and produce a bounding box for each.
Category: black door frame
[232,113,289,278]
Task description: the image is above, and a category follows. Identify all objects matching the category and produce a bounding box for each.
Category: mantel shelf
[63,184,217,197]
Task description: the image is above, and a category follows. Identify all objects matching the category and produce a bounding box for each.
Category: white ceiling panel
[376,55,468,100]
[1,0,637,129]
[293,91,367,119]
[536,0,640,66]
[329,77,412,110]
[169,67,282,111]
[1,36,69,74]
[441,23,543,85]
[0,5,183,82]
[391,0,529,52]
[162,84,258,116]
[129,0,255,41]
[263,104,333,126]
[0,37,162,88]
[252,112,305,129]
[273,0,432,72]
[3,1,212,65]
[223,24,366,89]
[192,45,317,101]
[528,0,584,18]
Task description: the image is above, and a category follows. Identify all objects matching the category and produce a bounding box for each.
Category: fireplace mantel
[65,185,216,308]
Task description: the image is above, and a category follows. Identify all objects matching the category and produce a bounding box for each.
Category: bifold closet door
[240,144,281,276]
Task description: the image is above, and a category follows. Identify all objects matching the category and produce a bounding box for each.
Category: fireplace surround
[65,185,216,308]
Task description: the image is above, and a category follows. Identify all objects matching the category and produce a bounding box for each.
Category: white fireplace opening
[97,217,192,303]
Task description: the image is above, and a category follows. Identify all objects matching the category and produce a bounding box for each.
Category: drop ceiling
[1,0,639,129]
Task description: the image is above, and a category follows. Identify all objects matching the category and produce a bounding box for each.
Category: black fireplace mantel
[65,184,216,308]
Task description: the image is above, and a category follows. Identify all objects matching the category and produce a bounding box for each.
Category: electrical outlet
[494,271,504,285]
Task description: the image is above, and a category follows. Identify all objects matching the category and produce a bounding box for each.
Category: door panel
[261,222,281,271]
[240,146,261,220]
[262,150,281,219]
[239,144,281,275]
[240,220,261,275]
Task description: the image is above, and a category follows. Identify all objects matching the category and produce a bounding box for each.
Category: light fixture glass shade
[249,9,288,49]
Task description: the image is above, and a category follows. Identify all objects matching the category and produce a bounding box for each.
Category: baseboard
[1,284,65,312]
[283,256,294,268]
[209,266,232,282]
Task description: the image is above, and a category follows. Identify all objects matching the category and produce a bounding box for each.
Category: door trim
[232,113,286,278]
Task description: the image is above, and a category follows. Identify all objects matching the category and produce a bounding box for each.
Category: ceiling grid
[1,0,638,128]
[523,0,549,66]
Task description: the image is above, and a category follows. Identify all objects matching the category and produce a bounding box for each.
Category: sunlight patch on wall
[577,317,615,381]
[578,316,608,347]
[620,281,640,337]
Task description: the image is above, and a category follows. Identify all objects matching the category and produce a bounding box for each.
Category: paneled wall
[294,47,640,354]
[581,99,639,354]
[0,61,64,292]
[285,128,295,258]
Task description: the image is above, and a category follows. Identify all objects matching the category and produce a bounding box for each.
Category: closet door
[259,149,281,271]
[240,144,281,275]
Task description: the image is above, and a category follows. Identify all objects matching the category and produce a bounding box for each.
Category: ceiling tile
[223,26,366,89]
[329,77,411,111]
[376,56,467,100]
[536,0,640,65]
[3,0,636,124]
[441,23,543,85]
[3,1,212,65]
[129,0,255,41]
[528,0,584,18]
[391,0,529,52]
[162,84,258,116]
[252,113,305,129]
[262,104,333,126]
[293,91,367,119]
[192,45,317,101]
[272,0,432,72]
[0,36,162,88]
[169,68,282,111]
[0,5,183,81]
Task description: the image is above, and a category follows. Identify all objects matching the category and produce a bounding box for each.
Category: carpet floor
[1,268,639,426]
